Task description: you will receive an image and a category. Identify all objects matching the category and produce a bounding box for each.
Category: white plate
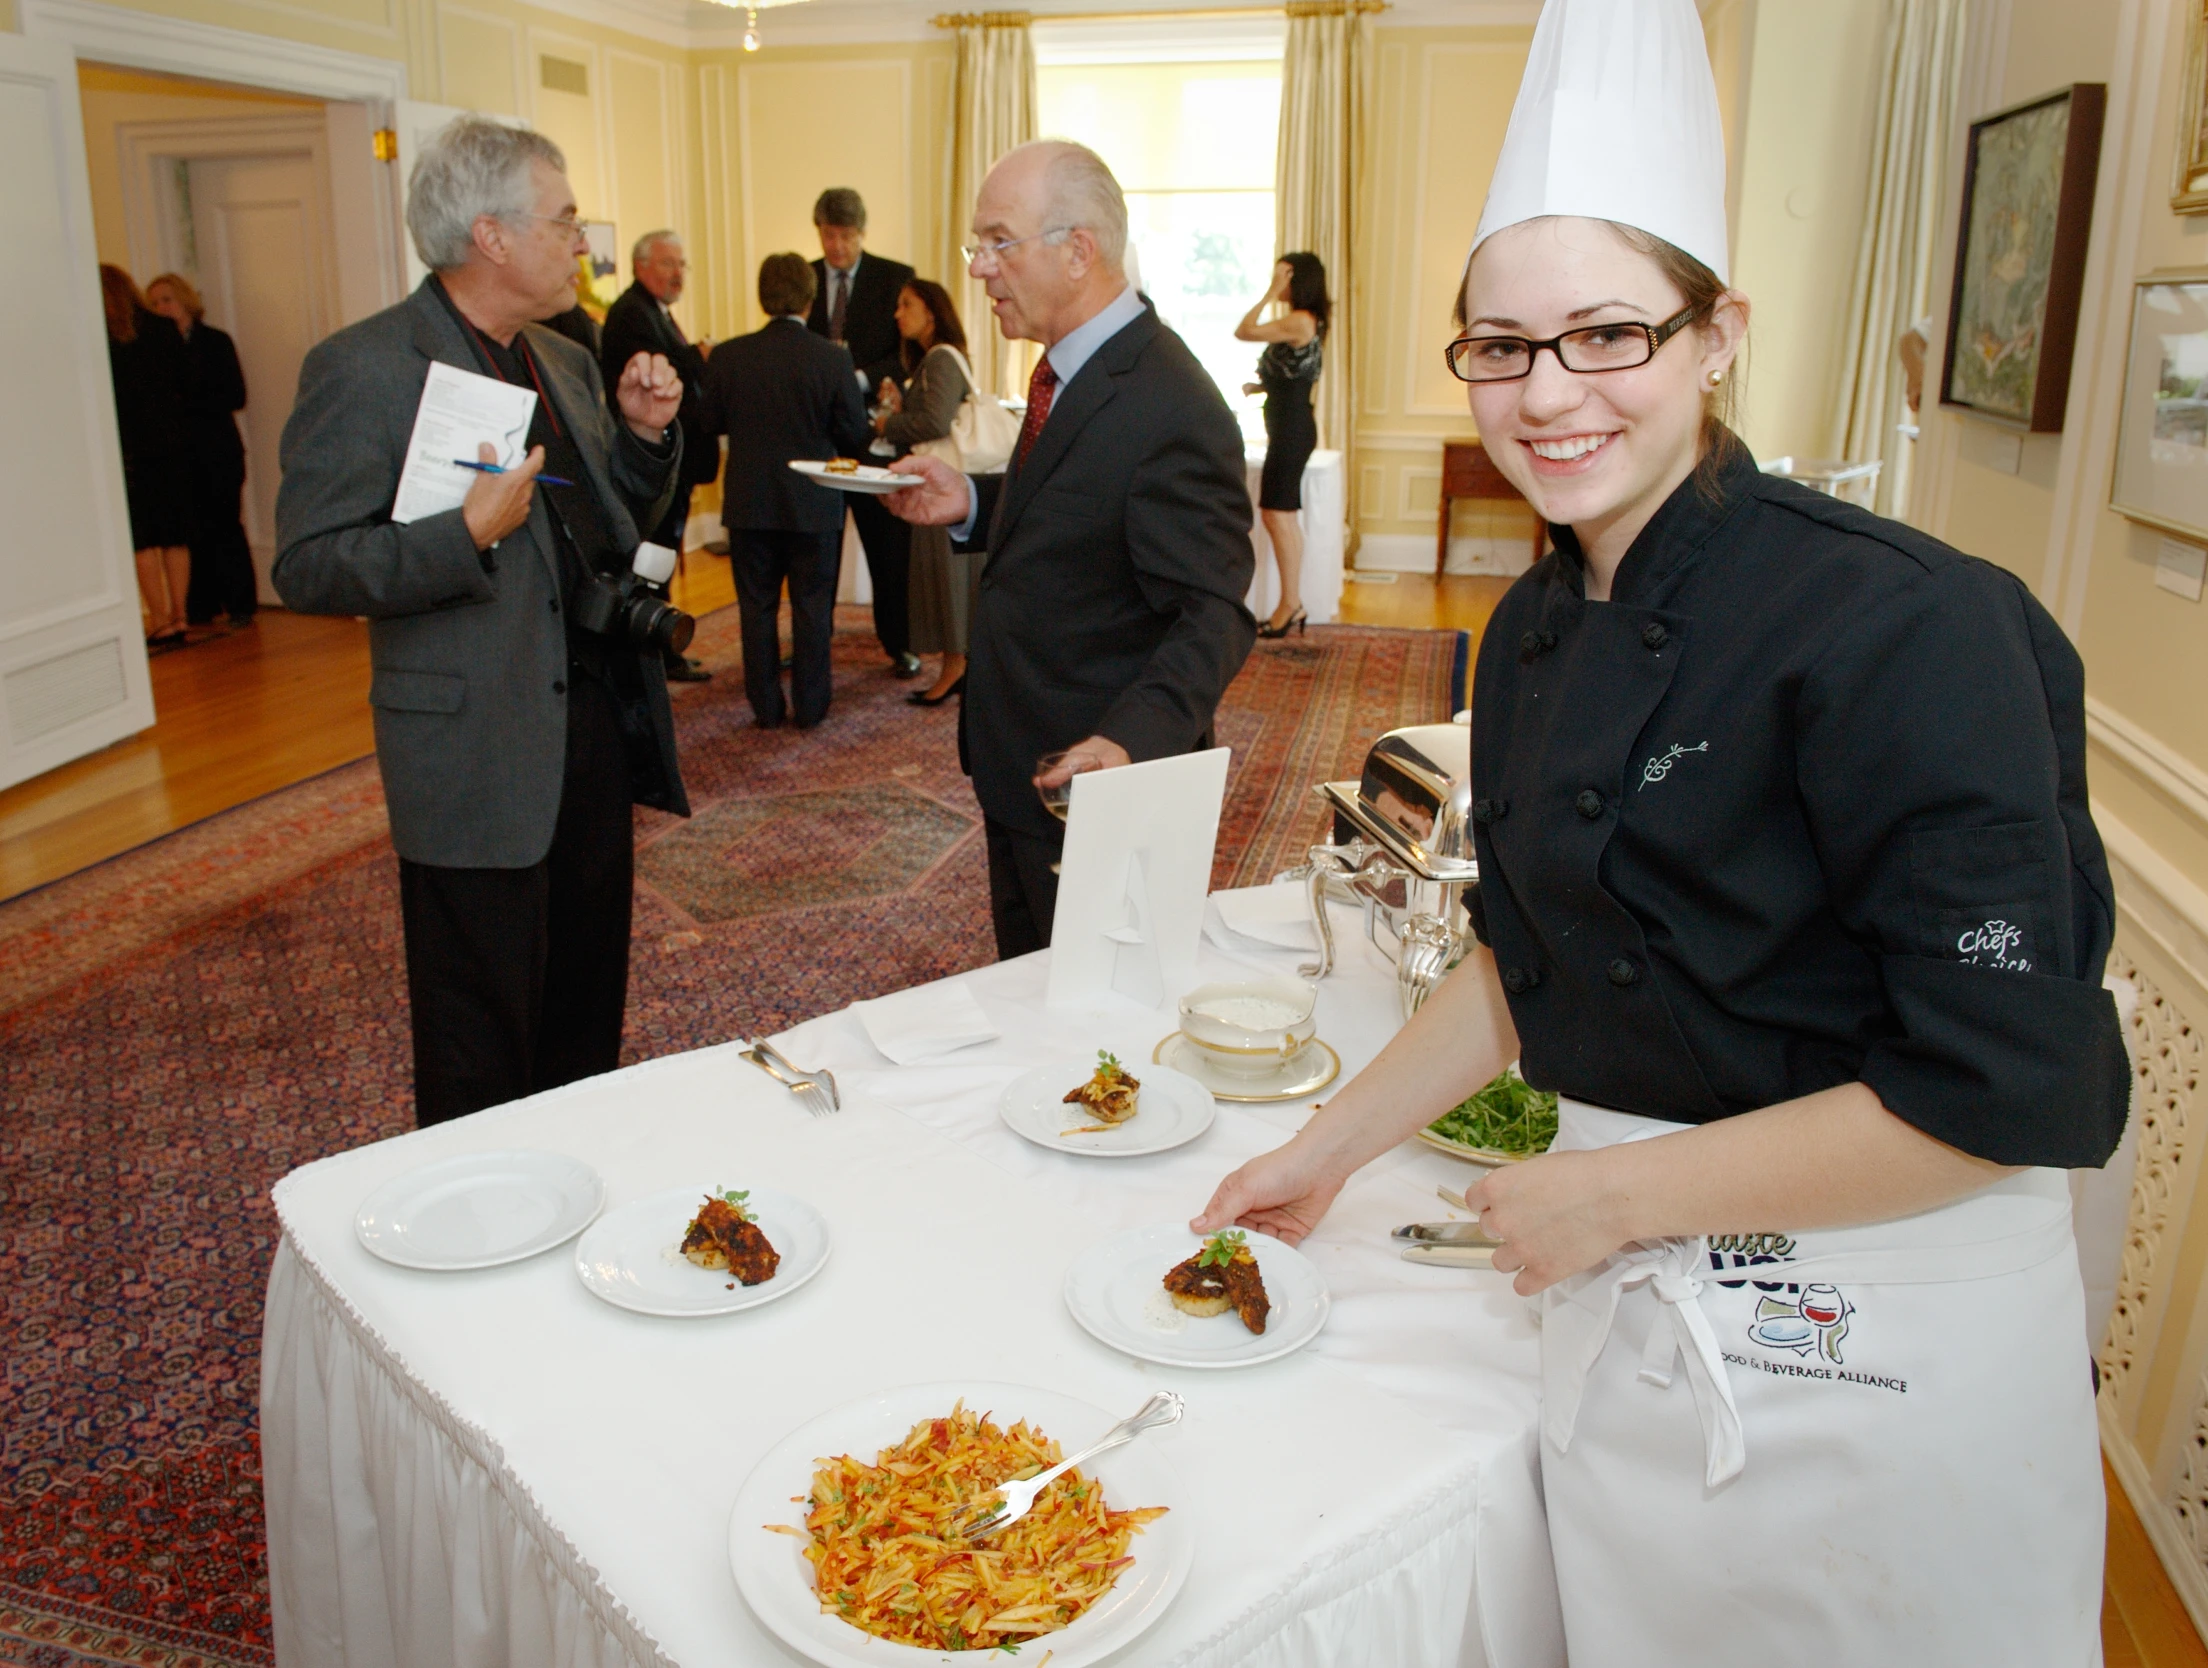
[1413,1127,1536,1168]
[998,1061,1215,1157]
[354,1149,603,1271]
[574,1186,830,1317]
[788,459,910,495]
[1152,1031,1340,1103]
[730,1380,1190,1668]
[1064,1223,1330,1370]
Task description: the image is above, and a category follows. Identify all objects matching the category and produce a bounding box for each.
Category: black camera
[570,571,695,656]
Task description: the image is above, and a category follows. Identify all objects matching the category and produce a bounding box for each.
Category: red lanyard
[462,316,564,441]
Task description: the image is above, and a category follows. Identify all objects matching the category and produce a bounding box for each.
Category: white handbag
[912,345,1021,474]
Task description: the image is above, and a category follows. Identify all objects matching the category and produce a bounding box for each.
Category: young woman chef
[1193,0,2128,1660]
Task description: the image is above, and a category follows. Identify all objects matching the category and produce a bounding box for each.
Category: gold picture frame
[2175,0,2208,211]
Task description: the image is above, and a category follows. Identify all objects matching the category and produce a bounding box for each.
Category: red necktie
[1016,355,1058,469]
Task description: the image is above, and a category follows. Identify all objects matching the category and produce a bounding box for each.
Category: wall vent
[5,639,127,745]
[540,55,588,96]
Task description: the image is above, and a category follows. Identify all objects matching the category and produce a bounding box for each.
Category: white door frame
[19,0,410,318]
[114,112,337,307]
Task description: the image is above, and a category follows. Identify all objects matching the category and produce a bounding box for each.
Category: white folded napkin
[851,980,1001,1065]
[1210,881,1319,951]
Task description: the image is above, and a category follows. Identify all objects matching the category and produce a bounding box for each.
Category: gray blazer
[274,279,688,869]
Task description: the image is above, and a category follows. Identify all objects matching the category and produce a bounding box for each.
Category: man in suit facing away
[274,117,690,1124]
[602,227,715,681]
[886,140,1257,958]
[808,187,922,680]
[700,253,873,730]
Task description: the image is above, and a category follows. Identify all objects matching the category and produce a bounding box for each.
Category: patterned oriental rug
[0,606,1466,1668]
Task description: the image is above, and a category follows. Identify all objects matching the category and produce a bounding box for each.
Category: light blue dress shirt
[949,284,1146,542]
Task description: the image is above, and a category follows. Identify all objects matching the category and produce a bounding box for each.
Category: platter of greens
[1417,1066,1558,1166]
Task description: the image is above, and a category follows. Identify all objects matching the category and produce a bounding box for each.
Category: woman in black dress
[1234,250,1327,637]
[875,279,975,707]
[101,265,194,647]
[146,273,257,627]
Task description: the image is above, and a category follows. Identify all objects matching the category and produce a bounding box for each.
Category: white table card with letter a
[1046,748,1230,1014]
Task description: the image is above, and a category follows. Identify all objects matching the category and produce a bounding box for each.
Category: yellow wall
[1353,23,1537,569]
[75,63,320,273]
[690,39,954,341]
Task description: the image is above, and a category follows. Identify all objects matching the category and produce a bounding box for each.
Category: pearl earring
[1708,368,1725,387]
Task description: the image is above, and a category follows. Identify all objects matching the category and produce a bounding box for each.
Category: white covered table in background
[1245,447,1345,625]
[260,908,1560,1668]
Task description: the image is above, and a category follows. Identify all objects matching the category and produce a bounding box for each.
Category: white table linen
[261,909,1562,1668]
[1244,448,1345,626]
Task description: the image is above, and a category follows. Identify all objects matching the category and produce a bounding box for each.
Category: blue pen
[452,458,576,486]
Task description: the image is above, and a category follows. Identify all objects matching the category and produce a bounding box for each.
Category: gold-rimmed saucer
[1152,1032,1341,1102]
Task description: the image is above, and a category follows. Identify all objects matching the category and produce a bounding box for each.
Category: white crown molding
[2088,696,2208,835]
[19,0,411,98]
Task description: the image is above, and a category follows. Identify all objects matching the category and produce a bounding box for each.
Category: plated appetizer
[1163,1229,1269,1333]
[823,456,861,475]
[771,1403,1166,1650]
[1063,1050,1141,1131]
[679,1187,780,1285]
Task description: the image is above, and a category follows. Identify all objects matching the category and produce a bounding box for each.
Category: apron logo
[1957,917,2032,971]
[1748,1283,1853,1364]
[1639,741,1709,790]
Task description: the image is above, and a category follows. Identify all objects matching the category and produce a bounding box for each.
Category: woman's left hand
[1466,1148,1629,1296]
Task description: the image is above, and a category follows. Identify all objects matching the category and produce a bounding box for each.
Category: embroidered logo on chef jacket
[1638,741,1709,790]
[1954,916,2032,971]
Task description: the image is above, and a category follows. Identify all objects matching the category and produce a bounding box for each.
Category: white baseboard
[1354,532,1535,577]
[2102,1408,2208,1643]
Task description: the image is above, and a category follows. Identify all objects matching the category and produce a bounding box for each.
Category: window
[1037,38,1282,444]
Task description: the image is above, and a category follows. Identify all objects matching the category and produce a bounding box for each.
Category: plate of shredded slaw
[730,1382,1191,1667]
[1416,1065,1559,1167]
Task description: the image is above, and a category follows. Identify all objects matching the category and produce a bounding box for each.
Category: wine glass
[1034,749,1103,823]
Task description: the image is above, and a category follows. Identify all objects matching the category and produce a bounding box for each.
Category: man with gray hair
[274,115,692,1124]
[887,139,1256,958]
[602,226,715,681]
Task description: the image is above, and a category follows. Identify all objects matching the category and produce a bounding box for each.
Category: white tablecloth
[1245,447,1345,626]
[260,910,1561,1668]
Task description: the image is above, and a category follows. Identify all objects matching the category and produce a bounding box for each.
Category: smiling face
[1460,217,1744,565]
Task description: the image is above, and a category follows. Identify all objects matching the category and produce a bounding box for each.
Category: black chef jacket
[1465,439,2127,1169]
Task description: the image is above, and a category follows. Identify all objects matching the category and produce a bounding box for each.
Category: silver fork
[739,1039,840,1117]
[954,1390,1184,1540]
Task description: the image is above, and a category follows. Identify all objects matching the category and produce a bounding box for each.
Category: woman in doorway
[1235,251,1327,637]
[101,264,195,648]
[1193,1,2125,1660]
[876,279,975,708]
[146,273,257,629]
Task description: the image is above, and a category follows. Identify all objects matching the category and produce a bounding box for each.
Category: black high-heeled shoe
[907,674,966,707]
[1256,608,1307,640]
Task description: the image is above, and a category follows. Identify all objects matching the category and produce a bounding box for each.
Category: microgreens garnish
[1198,1228,1248,1268]
[1095,1049,1122,1077]
[711,1185,753,1218]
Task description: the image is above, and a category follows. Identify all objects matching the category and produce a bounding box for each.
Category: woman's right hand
[461,442,541,550]
[1190,1135,1348,1246]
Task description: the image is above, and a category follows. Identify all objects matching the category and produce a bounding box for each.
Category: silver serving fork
[739,1039,840,1117]
[954,1390,1184,1540]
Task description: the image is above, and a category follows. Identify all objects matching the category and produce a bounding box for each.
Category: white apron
[1538,1100,2104,1667]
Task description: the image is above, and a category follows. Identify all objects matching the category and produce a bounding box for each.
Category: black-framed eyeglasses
[1443,303,1700,384]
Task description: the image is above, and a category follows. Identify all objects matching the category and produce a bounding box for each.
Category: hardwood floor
[0,610,373,902]
[3,568,2203,1663]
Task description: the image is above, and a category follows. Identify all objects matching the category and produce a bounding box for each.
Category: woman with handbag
[877,279,981,706]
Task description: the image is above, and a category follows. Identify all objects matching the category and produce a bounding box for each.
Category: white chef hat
[1471,0,1731,283]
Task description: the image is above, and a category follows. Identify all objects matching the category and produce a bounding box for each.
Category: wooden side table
[1438,439,1544,574]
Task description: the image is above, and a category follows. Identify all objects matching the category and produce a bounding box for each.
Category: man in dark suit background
[602,227,715,681]
[808,187,921,680]
[274,117,689,1124]
[886,140,1256,958]
[701,253,873,730]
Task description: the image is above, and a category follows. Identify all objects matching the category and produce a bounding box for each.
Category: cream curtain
[1827,0,1967,519]
[1275,1,1372,517]
[944,12,1037,400]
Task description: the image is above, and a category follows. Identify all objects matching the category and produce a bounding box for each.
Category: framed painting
[2174,0,2208,211]
[1939,84,2106,432]
[2111,275,2208,542]
[577,219,621,315]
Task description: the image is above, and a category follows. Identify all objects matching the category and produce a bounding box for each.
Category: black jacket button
[1501,966,1531,994]
[1474,797,1509,825]
[1641,621,1668,650]
[1519,629,1543,657]
[1540,629,1558,650]
[1608,958,1639,987]
[1575,788,1605,819]
[552,679,567,694]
